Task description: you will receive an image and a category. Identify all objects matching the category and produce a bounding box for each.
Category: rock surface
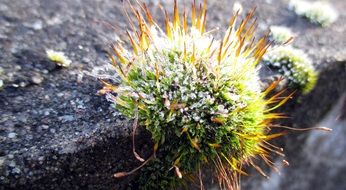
[0,0,345,189]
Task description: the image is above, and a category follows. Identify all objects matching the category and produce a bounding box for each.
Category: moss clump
[269,25,294,44]
[101,1,291,189]
[289,0,338,27]
[263,46,317,94]
[119,49,267,188]
[46,49,71,67]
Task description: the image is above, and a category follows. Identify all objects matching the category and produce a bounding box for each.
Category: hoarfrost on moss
[263,46,318,94]
[270,25,295,44]
[289,0,338,27]
[100,1,293,189]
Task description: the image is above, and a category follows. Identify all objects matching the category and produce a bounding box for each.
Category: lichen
[289,0,338,27]
[263,46,318,94]
[100,1,292,189]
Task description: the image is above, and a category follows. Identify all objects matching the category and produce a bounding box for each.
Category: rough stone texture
[0,0,345,189]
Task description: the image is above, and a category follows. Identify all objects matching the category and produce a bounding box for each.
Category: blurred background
[0,0,345,189]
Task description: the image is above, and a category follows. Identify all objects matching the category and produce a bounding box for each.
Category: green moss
[115,50,267,188]
[269,26,294,44]
[289,0,338,27]
[103,2,288,189]
[263,46,318,94]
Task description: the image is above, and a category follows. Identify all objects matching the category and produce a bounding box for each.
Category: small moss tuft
[269,26,295,44]
[263,46,318,94]
[46,49,72,67]
[289,0,338,27]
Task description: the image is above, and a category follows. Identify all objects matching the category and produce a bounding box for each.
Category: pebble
[50,128,56,133]
[12,167,21,174]
[265,0,272,3]
[17,115,28,123]
[41,125,49,130]
[8,132,17,139]
[9,161,16,167]
[60,115,75,122]
[31,75,44,84]
[0,157,5,167]
[24,20,43,30]
[0,79,3,88]
[46,16,62,26]
[44,110,50,116]
[19,82,27,87]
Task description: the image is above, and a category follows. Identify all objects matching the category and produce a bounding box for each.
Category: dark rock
[13,50,57,72]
